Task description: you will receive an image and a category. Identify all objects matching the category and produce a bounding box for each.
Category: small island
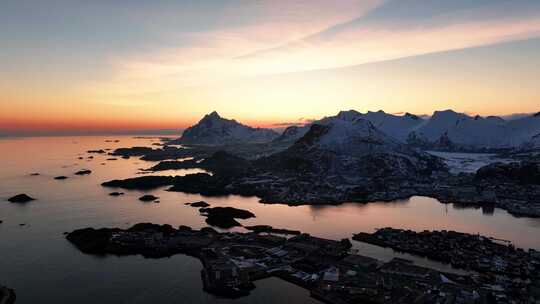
[7,194,35,203]
[199,207,255,229]
[138,195,159,202]
[74,169,92,175]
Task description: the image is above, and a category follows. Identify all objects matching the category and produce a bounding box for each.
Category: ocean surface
[1,136,540,304]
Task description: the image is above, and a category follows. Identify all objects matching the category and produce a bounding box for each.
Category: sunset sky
[1,0,540,134]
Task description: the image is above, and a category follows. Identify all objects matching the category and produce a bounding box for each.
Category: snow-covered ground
[427,151,512,174]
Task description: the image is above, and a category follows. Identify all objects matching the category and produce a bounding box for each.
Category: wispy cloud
[91,0,540,103]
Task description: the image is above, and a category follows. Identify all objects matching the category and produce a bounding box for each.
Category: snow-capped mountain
[362,110,425,142]
[410,110,540,149]
[273,109,424,144]
[176,109,540,149]
[173,111,279,145]
[260,116,446,179]
[290,117,402,156]
[506,112,540,147]
[410,110,507,148]
[317,109,540,150]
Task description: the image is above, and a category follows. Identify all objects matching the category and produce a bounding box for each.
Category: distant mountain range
[275,110,540,150]
[172,110,540,151]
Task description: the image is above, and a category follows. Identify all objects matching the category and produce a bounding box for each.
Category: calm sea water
[1,136,540,304]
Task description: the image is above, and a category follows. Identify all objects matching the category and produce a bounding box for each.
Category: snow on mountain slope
[174,111,278,145]
[362,110,425,142]
[411,110,509,148]
[274,110,424,143]
[303,118,401,155]
[506,112,540,147]
[410,110,540,149]
[176,109,540,149]
[261,116,447,180]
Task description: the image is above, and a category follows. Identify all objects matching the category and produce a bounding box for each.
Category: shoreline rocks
[187,201,210,208]
[199,207,255,229]
[75,169,92,175]
[8,194,35,203]
[244,225,301,235]
[102,176,176,190]
[139,195,159,202]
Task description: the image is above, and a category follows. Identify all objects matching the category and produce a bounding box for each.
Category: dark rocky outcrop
[87,149,106,154]
[102,173,230,196]
[139,195,159,202]
[187,201,210,208]
[111,146,154,157]
[54,176,68,180]
[102,176,176,189]
[7,194,35,203]
[75,169,92,175]
[244,225,301,235]
[66,223,204,258]
[199,207,255,219]
[167,173,231,196]
[66,227,118,254]
[109,192,125,196]
[199,207,255,229]
[67,224,180,255]
[112,146,213,162]
[204,215,241,228]
[147,159,199,171]
[198,151,251,176]
[146,150,250,177]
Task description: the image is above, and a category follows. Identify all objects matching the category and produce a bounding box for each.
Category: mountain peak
[176,112,278,145]
[336,110,362,121]
[404,112,420,120]
[432,109,459,116]
[366,110,386,115]
[205,111,221,119]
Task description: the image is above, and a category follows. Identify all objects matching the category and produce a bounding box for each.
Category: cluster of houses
[354,228,540,302]
[94,224,540,302]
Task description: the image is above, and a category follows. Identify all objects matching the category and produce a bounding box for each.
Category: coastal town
[355,228,540,300]
[66,223,540,303]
